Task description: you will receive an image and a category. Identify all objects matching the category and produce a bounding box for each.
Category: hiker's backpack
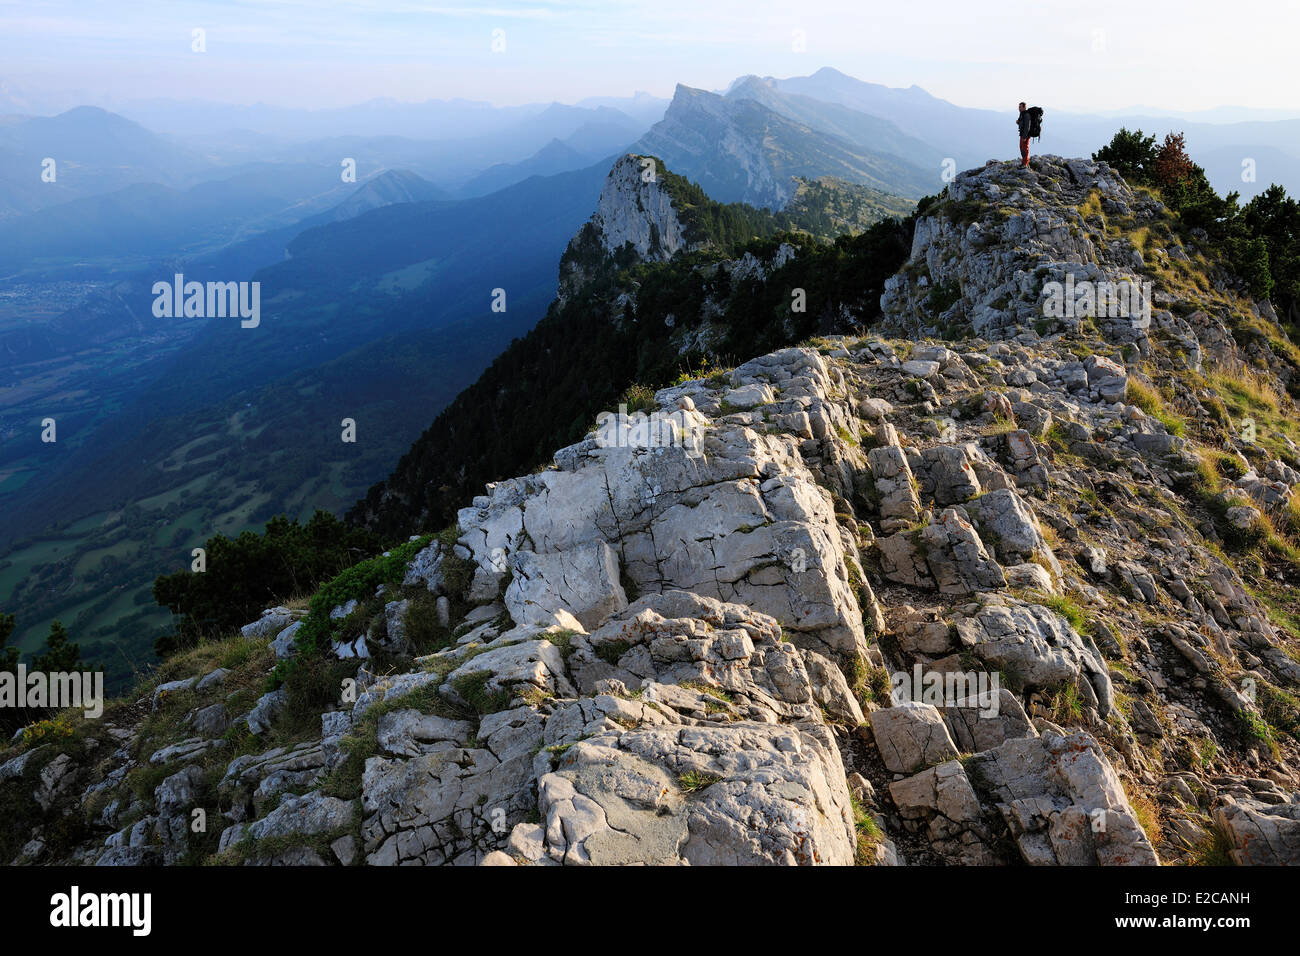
[1027,106,1044,140]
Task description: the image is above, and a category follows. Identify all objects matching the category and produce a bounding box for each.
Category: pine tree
[32,620,84,672]
[1093,127,1158,183]
[0,612,18,673]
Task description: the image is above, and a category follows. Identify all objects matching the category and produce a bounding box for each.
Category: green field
[377,257,442,294]
[0,469,34,493]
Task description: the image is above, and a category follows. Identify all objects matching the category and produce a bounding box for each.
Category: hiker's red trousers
[1019,136,1030,166]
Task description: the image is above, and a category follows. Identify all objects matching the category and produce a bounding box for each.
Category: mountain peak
[669,83,709,100]
[724,74,774,95]
[882,154,1156,341]
[328,167,444,220]
[45,104,143,130]
[637,78,935,208]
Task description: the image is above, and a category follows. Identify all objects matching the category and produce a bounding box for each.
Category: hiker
[1016,103,1043,167]
[1017,102,1031,167]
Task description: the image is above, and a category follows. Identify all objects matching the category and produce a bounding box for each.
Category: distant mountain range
[629,69,1300,209]
[0,107,207,218]
[770,68,1300,202]
[112,93,670,144]
[459,121,637,197]
[0,100,655,225]
[771,68,1010,172]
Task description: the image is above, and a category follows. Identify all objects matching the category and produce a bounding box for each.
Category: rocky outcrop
[966,731,1158,865]
[881,156,1149,342]
[457,346,873,662]
[557,153,691,302]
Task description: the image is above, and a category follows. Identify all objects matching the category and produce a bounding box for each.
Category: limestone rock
[271,621,302,659]
[441,638,577,706]
[955,598,1112,717]
[247,792,354,842]
[537,722,854,865]
[403,541,445,591]
[505,542,628,630]
[1214,796,1300,865]
[247,689,287,735]
[889,760,998,864]
[869,703,960,774]
[241,607,299,640]
[967,730,1158,865]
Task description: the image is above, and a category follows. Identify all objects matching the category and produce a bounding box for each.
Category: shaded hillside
[0,161,611,547]
[0,164,613,676]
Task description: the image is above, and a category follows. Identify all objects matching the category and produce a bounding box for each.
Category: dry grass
[1209,367,1282,416]
[1123,781,1164,849]
[1078,190,1105,222]
[981,416,1018,437]
[1126,378,1185,436]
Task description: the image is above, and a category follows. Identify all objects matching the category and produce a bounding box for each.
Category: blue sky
[2,0,1297,113]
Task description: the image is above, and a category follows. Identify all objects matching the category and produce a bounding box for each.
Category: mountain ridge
[5,154,1300,867]
[632,83,935,209]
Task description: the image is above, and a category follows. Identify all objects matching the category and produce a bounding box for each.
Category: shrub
[1152,133,1197,191]
[268,534,432,689]
[401,593,453,655]
[450,671,512,714]
[926,279,962,314]
[1096,126,1297,316]
[618,383,658,415]
[1236,709,1280,758]
[0,616,94,734]
[595,639,634,665]
[280,655,355,737]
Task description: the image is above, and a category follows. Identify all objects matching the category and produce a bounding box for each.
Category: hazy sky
[2,0,1298,113]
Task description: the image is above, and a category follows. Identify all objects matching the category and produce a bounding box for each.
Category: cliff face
[632,82,934,210]
[6,156,1300,868]
[556,152,691,303]
[588,153,691,262]
[635,85,793,210]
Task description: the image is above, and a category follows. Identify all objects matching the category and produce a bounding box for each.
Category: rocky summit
[5,154,1300,868]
